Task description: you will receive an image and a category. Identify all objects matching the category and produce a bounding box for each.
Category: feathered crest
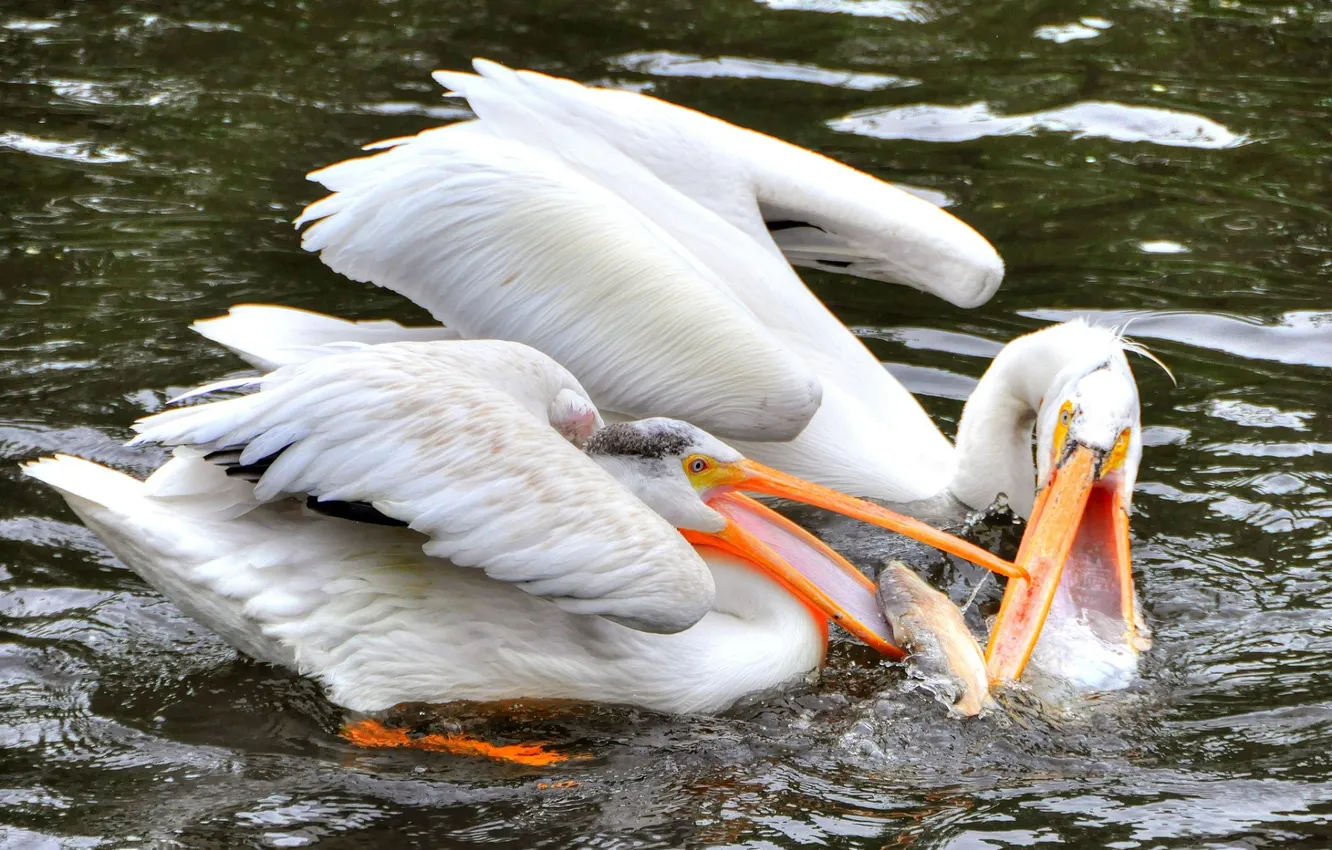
[1109,316,1176,385]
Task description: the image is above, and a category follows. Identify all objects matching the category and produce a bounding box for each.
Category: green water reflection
[2,0,1331,846]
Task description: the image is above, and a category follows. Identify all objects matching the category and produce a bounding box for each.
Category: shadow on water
[2,0,1332,846]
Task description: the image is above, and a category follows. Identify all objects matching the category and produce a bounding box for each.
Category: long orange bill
[733,459,1026,581]
[682,491,904,659]
[983,444,1137,684]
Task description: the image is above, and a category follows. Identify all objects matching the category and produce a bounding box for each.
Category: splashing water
[1026,586,1140,696]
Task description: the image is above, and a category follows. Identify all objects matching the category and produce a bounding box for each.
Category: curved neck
[948,333,1067,518]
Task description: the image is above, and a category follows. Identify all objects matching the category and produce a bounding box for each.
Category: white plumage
[295,61,1009,500]
[23,322,1145,709]
[195,307,1140,522]
[131,340,714,635]
[26,339,849,712]
[434,60,1004,306]
[16,61,1153,711]
[287,66,1147,518]
[23,452,822,713]
[192,304,456,372]
[297,130,822,443]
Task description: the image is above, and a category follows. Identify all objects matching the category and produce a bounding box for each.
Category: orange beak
[984,444,1138,684]
[676,460,1023,659]
[731,460,1025,581]
[683,492,905,659]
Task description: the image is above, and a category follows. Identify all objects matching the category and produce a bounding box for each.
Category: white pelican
[24,339,1022,715]
[195,309,1150,687]
[969,321,1150,689]
[291,59,1005,501]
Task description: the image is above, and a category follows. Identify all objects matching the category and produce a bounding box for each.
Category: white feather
[23,452,823,714]
[295,73,958,498]
[287,64,1151,513]
[130,339,714,634]
[423,93,956,499]
[166,376,263,405]
[193,304,456,371]
[436,59,1004,307]
[296,131,822,443]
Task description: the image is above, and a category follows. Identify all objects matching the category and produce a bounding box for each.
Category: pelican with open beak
[23,339,1021,716]
[586,418,1022,659]
[983,349,1147,688]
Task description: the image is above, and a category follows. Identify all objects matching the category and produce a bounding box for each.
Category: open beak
[731,460,1025,581]
[984,444,1137,684]
[681,491,904,659]
[677,460,1022,659]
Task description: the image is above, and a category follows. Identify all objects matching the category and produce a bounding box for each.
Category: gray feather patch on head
[584,419,699,460]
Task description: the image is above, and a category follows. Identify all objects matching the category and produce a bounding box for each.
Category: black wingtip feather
[305,496,409,527]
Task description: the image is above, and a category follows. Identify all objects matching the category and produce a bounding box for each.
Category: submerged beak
[984,444,1136,684]
[682,491,904,659]
[732,460,1025,581]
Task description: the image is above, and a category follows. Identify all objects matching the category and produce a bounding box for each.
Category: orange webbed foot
[341,718,578,767]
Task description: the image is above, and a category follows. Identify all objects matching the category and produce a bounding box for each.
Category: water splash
[1025,588,1140,695]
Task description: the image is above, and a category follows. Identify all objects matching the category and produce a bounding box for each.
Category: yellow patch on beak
[1101,427,1132,478]
[1051,401,1074,466]
[682,454,748,493]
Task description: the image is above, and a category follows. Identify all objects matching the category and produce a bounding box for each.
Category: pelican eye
[1052,401,1075,464]
[685,455,711,476]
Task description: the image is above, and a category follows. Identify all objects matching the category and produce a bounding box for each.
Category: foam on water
[900,663,993,717]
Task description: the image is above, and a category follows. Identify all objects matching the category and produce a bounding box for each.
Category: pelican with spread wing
[24,339,1021,714]
[289,59,1002,502]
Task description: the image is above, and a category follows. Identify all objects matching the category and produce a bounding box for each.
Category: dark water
[3,0,1331,846]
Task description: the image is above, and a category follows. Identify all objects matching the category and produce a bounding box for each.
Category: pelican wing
[434,59,1004,308]
[419,72,944,447]
[193,304,457,371]
[296,130,821,442]
[131,340,714,634]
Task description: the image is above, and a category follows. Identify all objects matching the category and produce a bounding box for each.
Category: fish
[876,561,994,717]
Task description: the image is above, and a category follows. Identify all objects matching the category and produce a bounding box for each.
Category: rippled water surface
[3,0,1332,846]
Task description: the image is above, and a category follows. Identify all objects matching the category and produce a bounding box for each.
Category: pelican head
[584,418,740,533]
[985,345,1144,685]
[587,418,1023,656]
[1033,356,1142,497]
